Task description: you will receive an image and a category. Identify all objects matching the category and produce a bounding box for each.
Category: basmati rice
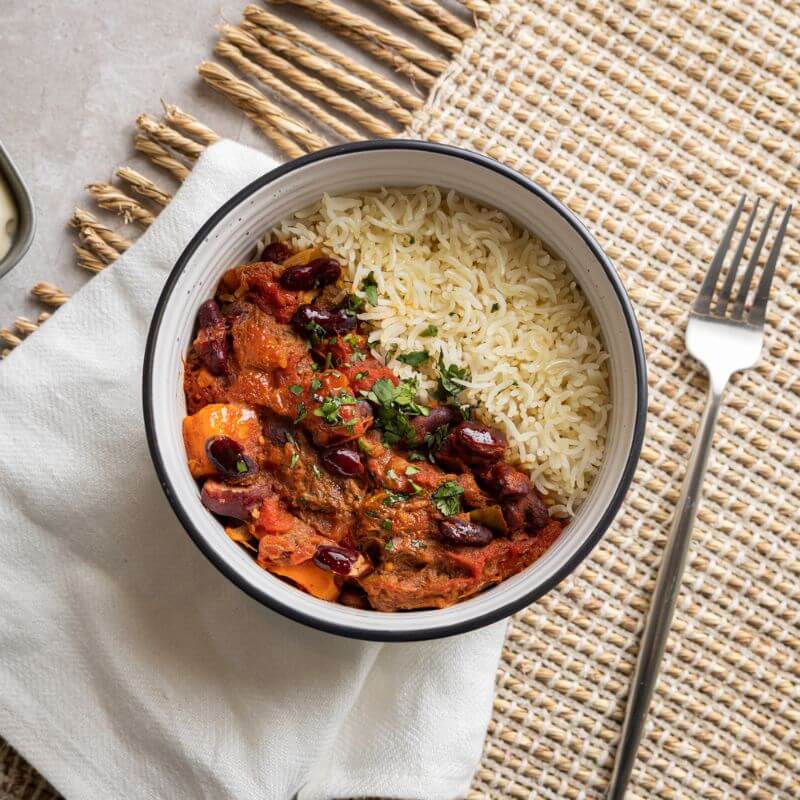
[272,186,610,515]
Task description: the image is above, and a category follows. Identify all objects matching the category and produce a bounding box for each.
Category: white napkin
[0,140,506,800]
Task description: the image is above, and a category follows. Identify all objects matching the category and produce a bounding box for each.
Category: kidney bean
[450,421,506,465]
[201,478,269,521]
[195,299,228,376]
[321,446,365,478]
[206,436,257,479]
[501,491,549,532]
[438,518,493,547]
[292,304,357,337]
[408,405,459,445]
[477,462,531,498]
[280,258,341,290]
[198,298,223,328]
[313,544,360,576]
[259,241,293,264]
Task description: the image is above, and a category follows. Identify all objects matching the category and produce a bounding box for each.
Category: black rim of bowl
[143,139,648,642]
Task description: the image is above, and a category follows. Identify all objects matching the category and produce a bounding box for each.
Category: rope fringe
[160,102,221,145]
[86,182,156,227]
[365,0,463,51]
[136,114,205,160]
[116,167,172,207]
[134,137,191,182]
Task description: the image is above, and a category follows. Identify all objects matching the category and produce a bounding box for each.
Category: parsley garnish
[289,384,302,395]
[362,377,428,446]
[384,344,398,364]
[357,438,372,454]
[365,509,380,519]
[436,351,471,401]
[408,452,426,462]
[360,271,378,305]
[304,321,326,341]
[431,481,463,516]
[405,465,421,476]
[345,293,366,315]
[383,490,409,506]
[294,403,307,424]
[349,351,366,363]
[409,236,416,244]
[310,378,322,392]
[312,464,322,479]
[382,519,393,531]
[491,302,499,312]
[289,453,299,469]
[235,460,248,474]
[285,431,297,447]
[354,371,367,381]
[425,424,450,453]
[420,324,438,338]
[313,392,357,425]
[397,350,430,368]
[385,539,395,552]
[386,469,399,482]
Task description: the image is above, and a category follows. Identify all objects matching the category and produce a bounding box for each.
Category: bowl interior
[147,144,645,640]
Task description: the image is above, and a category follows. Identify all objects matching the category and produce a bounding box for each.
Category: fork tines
[694,195,792,325]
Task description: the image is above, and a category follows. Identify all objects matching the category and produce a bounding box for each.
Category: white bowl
[144,141,647,641]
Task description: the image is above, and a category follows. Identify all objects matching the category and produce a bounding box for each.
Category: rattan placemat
[2,0,799,798]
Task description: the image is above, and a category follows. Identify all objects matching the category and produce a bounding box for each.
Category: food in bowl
[181,186,610,611]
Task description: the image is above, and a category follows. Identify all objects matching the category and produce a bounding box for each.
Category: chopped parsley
[386,469,399,482]
[289,384,303,396]
[357,437,373,454]
[289,452,299,469]
[345,293,366,315]
[405,465,421,476]
[365,509,380,519]
[294,403,307,424]
[310,378,322,392]
[491,302,499,312]
[436,351,471,402]
[285,431,297,447]
[431,481,464,516]
[354,371,367,381]
[384,344,398,364]
[313,392,357,425]
[362,377,428,446]
[408,452,426,462]
[304,320,326,341]
[382,490,409,506]
[349,351,366,364]
[408,236,416,244]
[420,324,438,338]
[235,460,249,474]
[360,271,378,305]
[312,464,322,479]
[397,350,430,368]
[381,519,393,531]
[409,481,422,494]
[385,539,395,552]
[425,424,450,453]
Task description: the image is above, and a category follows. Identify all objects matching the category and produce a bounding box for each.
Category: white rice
[272,186,610,515]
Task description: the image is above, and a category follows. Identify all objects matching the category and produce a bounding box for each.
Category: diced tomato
[254,497,296,538]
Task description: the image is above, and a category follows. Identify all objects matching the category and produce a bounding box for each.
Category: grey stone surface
[0,0,445,326]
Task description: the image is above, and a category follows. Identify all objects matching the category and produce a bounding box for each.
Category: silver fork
[607,196,793,799]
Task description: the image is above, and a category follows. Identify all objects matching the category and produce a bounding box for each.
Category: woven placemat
[3,0,799,797]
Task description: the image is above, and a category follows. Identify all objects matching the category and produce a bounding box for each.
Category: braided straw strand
[31,282,70,307]
[134,137,191,182]
[220,27,398,137]
[405,0,474,38]
[0,328,23,349]
[215,37,361,141]
[242,5,422,111]
[37,312,50,323]
[116,167,172,207]
[364,0,463,51]
[239,20,412,125]
[74,245,107,273]
[86,182,156,227]
[13,317,38,336]
[273,0,447,75]
[135,114,205,160]
[458,0,492,20]
[69,208,131,253]
[197,61,313,157]
[160,101,220,145]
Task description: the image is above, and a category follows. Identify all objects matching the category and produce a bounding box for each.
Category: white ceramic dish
[144,141,647,641]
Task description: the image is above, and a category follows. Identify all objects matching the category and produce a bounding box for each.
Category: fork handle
[607,386,723,799]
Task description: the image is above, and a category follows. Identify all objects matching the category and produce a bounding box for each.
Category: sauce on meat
[183,243,564,611]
